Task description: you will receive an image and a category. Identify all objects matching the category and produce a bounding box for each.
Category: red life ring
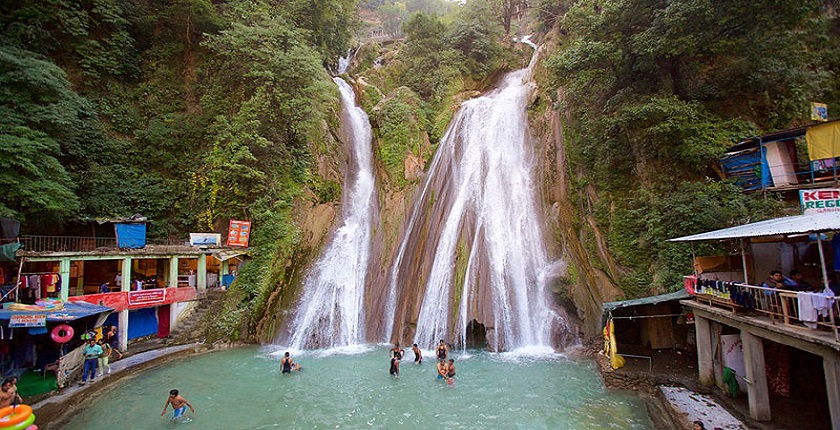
[50,324,73,344]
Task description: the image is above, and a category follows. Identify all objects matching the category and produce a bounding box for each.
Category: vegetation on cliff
[541,0,840,298]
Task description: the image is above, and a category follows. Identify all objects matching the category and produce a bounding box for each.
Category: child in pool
[161,389,194,419]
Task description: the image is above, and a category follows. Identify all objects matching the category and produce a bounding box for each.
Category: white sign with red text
[800,188,840,214]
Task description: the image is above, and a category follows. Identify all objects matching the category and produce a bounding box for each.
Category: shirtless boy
[0,381,14,408]
[436,340,448,360]
[412,343,422,364]
[161,389,194,419]
[436,359,449,380]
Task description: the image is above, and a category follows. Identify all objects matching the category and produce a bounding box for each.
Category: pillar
[741,331,771,421]
[118,309,128,352]
[120,257,132,292]
[169,257,179,288]
[824,353,840,430]
[221,259,230,276]
[58,258,71,301]
[197,255,207,289]
[695,316,714,386]
[169,303,178,333]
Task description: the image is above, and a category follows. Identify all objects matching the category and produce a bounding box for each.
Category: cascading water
[385,41,563,351]
[284,77,377,349]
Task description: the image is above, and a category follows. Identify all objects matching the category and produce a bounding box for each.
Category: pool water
[62,346,653,429]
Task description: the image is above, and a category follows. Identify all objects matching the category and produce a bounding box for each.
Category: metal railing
[19,235,116,252]
[689,278,839,341]
[17,235,190,252]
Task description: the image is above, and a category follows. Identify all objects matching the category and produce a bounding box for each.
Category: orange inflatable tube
[0,405,32,427]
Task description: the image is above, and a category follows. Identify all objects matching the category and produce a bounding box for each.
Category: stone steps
[165,288,227,345]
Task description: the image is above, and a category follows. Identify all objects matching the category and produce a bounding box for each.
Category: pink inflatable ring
[50,324,73,344]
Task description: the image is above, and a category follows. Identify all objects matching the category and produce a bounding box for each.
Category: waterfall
[385,43,561,351]
[285,77,377,349]
[337,48,354,75]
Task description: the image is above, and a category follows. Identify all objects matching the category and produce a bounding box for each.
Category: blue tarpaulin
[115,223,147,248]
[720,149,762,191]
[0,301,112,322]
[103,307,157,339]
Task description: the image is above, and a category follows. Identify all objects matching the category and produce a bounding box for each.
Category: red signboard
[70,287,197,311]
[128,289,166,306]
[228,220,251,247]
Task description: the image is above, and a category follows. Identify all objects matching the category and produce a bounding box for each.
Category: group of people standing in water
[279,339,456,383]
[389,340,456,384]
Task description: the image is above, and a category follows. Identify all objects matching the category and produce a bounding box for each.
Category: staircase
[166,287,227,345]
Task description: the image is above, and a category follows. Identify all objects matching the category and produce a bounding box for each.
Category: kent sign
[800,188,840,214]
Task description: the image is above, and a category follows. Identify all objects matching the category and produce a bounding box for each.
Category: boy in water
[412,343,422,364]
[390,355,401,377]
[161,389,195,419]
[436,340,448,360]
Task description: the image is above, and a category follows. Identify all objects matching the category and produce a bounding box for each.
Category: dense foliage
[544,0,840,295]
[3,0,838,333]
[0,0,353,338]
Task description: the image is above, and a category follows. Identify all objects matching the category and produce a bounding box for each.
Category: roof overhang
[213,249,249,261]
[0,301,112,322]
[669,212,840,242]
[602,289,691,314]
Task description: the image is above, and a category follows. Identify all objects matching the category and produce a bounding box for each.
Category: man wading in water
[161,389,194,420]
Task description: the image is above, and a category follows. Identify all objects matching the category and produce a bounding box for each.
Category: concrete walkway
[661,386,748,429]
[32,343,202,410]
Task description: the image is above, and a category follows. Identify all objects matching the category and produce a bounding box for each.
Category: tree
[0,46,82,222]
[377,2,409,38]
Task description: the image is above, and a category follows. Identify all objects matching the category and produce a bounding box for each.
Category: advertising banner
[228,220,251,247]
[9,314,46,327]
[800,188,840,214]
[721,334,747,392]
[189,233,221,246]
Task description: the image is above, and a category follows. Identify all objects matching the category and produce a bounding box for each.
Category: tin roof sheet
[669,211,840,242]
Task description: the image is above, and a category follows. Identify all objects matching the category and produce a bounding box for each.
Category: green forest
[2,0,839,340]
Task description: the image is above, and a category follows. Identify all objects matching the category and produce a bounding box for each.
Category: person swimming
[446,358,456,378]
[412,343,422,364]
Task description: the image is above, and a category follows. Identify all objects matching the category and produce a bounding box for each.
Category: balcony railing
[16,235,189,252]
[687,276,839,341]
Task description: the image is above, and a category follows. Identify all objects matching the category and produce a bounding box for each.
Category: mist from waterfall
[285,77,376,349]
[385,45,561,351]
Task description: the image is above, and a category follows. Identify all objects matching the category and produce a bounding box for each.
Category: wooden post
[818,234,830,291]
[695,316,714,386]
[740,238,749,284]
[741,330,772,421]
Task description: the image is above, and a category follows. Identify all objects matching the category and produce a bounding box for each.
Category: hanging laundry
[797,292,818,329]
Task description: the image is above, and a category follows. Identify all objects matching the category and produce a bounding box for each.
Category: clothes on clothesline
[694,278,757,310]
[797,291,834,329]
[20,273,61,299]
